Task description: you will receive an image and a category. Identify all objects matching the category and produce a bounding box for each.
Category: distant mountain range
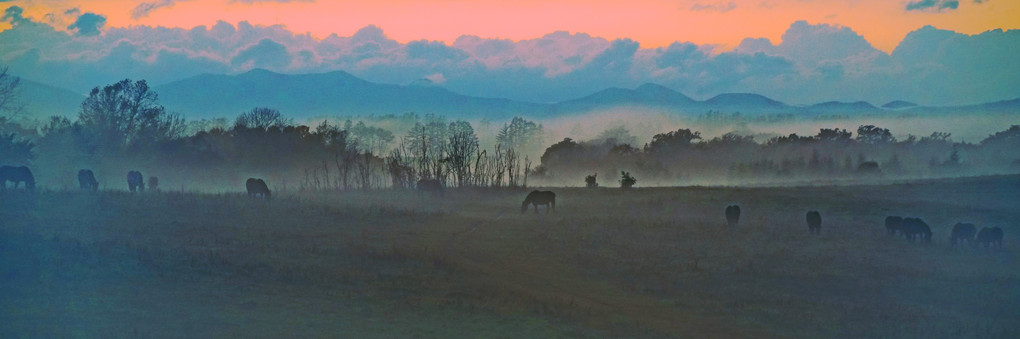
[11,69,1020,121]
[9,79,84,118]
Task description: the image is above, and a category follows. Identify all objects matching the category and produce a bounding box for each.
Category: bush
[619,171,636,188]
[585,173,598,188]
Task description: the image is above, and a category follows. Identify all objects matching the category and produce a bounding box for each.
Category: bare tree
[386,138,417,189]
[235,107,291,131]
[447,120,478,187]
[496,116,543,151]
[0,66,24,118]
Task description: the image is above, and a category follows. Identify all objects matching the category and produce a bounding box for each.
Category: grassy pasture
[1,175,1018,338]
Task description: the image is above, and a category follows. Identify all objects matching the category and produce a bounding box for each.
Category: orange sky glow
[2,0,1017,52]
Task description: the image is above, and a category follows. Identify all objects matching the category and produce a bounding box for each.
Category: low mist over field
[2,0,1020,337]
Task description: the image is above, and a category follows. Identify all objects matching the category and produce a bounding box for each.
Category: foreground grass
[1,175,1019,337]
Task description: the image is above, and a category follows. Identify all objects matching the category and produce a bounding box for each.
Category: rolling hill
[9,78,84,118]
[153,69,545,120]
[11,69,1020,121]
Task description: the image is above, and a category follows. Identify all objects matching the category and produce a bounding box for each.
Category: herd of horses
[721,204,1004,248]
[0,165,270,199]
[0,166,160,193]
[883,217,1004,248]
[1,165,1009,247]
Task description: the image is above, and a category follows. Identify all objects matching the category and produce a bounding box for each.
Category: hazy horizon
[2,1,1019,106]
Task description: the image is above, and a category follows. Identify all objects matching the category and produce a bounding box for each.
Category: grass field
[2,175,1018,338]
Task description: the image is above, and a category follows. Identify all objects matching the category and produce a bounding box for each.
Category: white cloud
[0,15,1016,106]
[690,2,737,13]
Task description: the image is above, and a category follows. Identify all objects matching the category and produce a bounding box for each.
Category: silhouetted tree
[619,171,636,188]
[856,125,895,144]
[981,125,1020,146]
[767,133,814,145]
[497,116,543,151]
[705,132,755,147]
[78,79,185,151]
[816,128,852,143]
[944,147,961,167]
[0,132,33,164]
[346,120,395,154]
[235,107,291,131]
[539,138,582,166]
[0,66,24,117]
[594,126,637,146]
[447,120,479,187]
[645,128,701,153]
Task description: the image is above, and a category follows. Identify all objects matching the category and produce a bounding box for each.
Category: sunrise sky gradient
[3,0,1017,52]
[1,0,1018,107]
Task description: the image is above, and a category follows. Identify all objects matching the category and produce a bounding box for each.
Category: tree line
[533,124,1020,186]
[0,77,546,191]
[1,74,1018,190]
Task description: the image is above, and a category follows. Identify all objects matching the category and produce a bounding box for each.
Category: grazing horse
[78,169,98,191]
[148,176,159,192]
[246,178,271,199]
[416,178,444,197]
[885,216,903,236]
[976,227,1003,248]
[806,211,822,235]
[950,223,977,247]
[725,205,740,228]
[0,165,35,190]
[901,218,932,242]
[521,190,555,214]
[127,171,145,192]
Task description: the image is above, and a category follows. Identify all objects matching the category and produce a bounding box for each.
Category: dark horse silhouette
[806,211,822,235]
[901,217,932,242]
[950,222,977,247]
[976,227,1003,248]
[416,178,444,197]
[78,169,98,191]
[885,216,903,236]
[148,176,159,192]
[127,171,145,192]
[521,190,555,214]
[725,205,740,228]
[246,178,271,199]
[0,165,35,190]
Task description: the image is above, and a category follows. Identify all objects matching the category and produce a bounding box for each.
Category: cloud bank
[906,0,960,11]
[0,6,1017,107]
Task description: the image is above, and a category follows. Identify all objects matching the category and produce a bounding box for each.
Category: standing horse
[78,169,98,191]
[148,176,159,192]
[416,178,444,197]
[885,216,903,236]
[521,190,555,214]
[246,178,271,199]
[806,211,822,235]
[127,171,145,192]
[976,227,1003,248]
[0,166,35,190]
[725,205,740,228]
[950,222,977,247]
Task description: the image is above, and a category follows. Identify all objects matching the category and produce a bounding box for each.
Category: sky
[0,0,1018,106]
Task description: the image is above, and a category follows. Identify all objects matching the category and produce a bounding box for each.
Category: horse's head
[521,198,530,213]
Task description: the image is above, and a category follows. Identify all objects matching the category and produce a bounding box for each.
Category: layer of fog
[536,107,1014,146]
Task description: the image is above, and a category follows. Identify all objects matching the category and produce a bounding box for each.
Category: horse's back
[528,190,555,203]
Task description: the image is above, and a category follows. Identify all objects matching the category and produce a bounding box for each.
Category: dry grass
[1,175,1019,337]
